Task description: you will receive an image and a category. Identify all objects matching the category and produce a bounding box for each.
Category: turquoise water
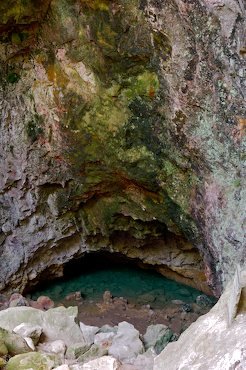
[31,263,214,308]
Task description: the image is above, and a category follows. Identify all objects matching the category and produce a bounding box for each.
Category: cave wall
[0,0,245,296]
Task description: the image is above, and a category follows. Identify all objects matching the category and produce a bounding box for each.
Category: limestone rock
[76,356,120,370]
[154,279,246,370]
[133,348,156,370]
[77,344,108,364]
[54,365,70,370]
[79,322,99,346]
[0,340,8,356]
[0,306,86,347]
[0,358,6,367]
[143,324,173,354]
[6,352,57,370]
[66,343,91,360]
[94,332,116,348]
[38,339,66,356]
[13,323,43,345]
[0,327,33,356]
[108,322,144,363]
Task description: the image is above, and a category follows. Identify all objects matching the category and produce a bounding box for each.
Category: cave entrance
[31,251,215,309]
[30,251,217,334]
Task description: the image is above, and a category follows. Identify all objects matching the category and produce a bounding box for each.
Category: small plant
[7,72,20,84]
[26,114,44,142]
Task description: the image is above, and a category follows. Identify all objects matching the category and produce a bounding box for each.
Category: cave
[31,250,211,305]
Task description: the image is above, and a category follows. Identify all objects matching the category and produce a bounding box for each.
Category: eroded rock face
[0,0,245,295]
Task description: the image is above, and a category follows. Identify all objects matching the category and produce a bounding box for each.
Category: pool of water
[31,264,215,309]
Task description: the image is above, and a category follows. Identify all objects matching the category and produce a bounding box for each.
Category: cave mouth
[30,251,215,310]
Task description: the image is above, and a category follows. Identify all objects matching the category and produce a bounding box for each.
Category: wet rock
[65,291,82,301]
[9,293,29,308]
[103,291,113,305]
[6,352,57,370]
[79,322,99,345]
[36,296,55,310]
[137,293,156,305]
[181,303,192,313]
[13,323,43,345]
[108,321,144,363]
[143,324,174,354]
[196,295,214,308]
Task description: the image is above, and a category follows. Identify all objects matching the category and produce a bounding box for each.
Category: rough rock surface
[154,275,246,370]
[0,0,245,296]
[108,321,144,363]
[0,306,86,346]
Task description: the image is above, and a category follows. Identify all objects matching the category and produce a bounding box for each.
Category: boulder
[72,356,120,370]
[38,339,66,356]
[13,323,43,344]
[66,343,91,360]
[133,348,156,370]
[108,322,144,363]
[154,277,246,370]
[79,322,99,346]
[0,327,33,356]
[0,358,6,367]
[77,344,108,364]
[0,306,86,346]
[0,340,8,356]
[36,296,55,310]
[6,352,57,370]
[143,324,174,354]
[54,366,70,370]
[94,332,116,348]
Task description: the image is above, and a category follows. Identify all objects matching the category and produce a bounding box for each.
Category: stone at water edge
[108,321,144,363]
[6,352,58,370]
[13,322,43,345]
[143,324,174,354]
[79,322,99,346]
[36,296,55,310]
[103,291,113,305]
[153,275,246,370]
